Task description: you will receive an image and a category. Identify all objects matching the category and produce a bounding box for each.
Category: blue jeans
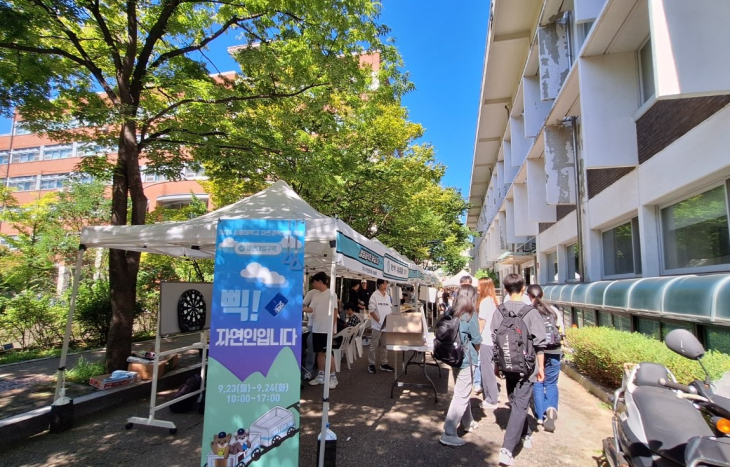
[533,353,561,421]
[473,353,482,388]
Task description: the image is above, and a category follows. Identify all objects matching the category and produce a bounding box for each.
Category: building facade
[468,0,730,352]
[0,120,209,240]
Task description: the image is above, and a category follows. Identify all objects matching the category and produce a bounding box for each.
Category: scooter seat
[685,436,730,466]
[633,386,714,465]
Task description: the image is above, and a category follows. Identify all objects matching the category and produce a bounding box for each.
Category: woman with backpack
[439,284,482,447]
[526,284,565,433]
[477,277,501,409]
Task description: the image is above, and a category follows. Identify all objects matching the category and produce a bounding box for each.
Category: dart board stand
[125,282,211,434]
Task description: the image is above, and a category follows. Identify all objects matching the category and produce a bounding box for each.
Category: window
[11,147,41,163]
[13,122,31,136]
[602,218,642,277]
[704,326,730,354]
[566,243,580,281]
[661,183,730,272]
[40,173,69,190]
[572,307,584,328]
[546,251,558,283]
[562,309,572,328]
[639,37,655,104]
[142,169,167,183]
[42,144,74,160]
[614,314,632,332]
[597,311,613,328]
[582,309,596,327]
[182,166,206,180]
[7,175,37,191]
[0,151,8,165]
[661,321,693,339]
[637,318,661,340]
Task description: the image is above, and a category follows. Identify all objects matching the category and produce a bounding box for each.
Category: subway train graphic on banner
[205,405,298,467]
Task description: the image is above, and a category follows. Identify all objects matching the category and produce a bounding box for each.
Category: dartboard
[177,289,207,332]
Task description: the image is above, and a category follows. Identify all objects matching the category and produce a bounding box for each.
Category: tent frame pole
[55,246,86,401]
[318,240,338,467]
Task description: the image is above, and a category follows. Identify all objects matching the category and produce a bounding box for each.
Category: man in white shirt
[303,272,339,388]
[367,279,395,374]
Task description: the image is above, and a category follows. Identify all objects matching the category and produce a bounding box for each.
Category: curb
[561,362,613,405]
[0,364,202,449]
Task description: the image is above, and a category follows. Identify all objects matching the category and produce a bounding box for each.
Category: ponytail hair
[526,284,553,318]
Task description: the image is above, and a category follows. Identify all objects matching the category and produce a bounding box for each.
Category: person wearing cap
[367,278,395,374]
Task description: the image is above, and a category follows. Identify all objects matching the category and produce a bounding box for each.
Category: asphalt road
[0,351,612,467]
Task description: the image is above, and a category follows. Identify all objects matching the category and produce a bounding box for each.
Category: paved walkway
[0,333,203,420]
[0,348,613,467]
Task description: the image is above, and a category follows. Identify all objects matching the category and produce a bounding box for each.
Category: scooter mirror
[665,329,705,360]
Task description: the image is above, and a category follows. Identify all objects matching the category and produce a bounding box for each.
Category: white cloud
[280,235,303,249]
[240,262,288,286]
[219,237,237,249]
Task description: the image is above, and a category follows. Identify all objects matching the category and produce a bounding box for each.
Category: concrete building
[468,0,730,351]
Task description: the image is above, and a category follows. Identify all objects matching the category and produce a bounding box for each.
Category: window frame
[601,217,642,279]
[638,36,655,105]
[10,147,41,163]
[545,250,559,284]
[658,180,730,275]
[7,175,38,192]
[39,173,70,190]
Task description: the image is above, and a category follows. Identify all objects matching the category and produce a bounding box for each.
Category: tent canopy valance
[79,180,436,285]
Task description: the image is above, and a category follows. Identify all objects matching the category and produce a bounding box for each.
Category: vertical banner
[202,218,304,467]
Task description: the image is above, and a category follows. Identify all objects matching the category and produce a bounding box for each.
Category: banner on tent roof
[201,218,303,467]
[335,231,384,278]
[383,254,409,282]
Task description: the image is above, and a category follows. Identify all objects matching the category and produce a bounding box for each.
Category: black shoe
[380,364,395,372]
[368,365,376,374]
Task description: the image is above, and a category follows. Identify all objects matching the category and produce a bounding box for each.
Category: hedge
[566,326,730,389]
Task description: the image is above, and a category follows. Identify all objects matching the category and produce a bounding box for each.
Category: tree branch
[142,82,329,131]
[130,0,181,96]
[26,0,119,104]
[84,0,123,72]
[0,42,88,67]
[147,13,265,71]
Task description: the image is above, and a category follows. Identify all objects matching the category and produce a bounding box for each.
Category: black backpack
[493,304,536,377]
[542,306,561,350]
[169,374,202,414]
[433,313,465,367]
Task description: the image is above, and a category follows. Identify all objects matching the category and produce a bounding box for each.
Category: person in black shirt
[358,280,372,314]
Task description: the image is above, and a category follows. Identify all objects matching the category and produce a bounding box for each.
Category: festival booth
[54,180,434,467]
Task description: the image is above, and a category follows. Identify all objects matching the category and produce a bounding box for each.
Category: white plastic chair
[347,322,362,362]
[331,326,357,372]
[354,318,371,358]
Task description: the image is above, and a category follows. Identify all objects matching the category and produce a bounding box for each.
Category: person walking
[367,279,395,374]
[303,272,339,389]
[492,273,546,466]
[526,284,564,433]
[439,284,483,447]
[477,277,500,409]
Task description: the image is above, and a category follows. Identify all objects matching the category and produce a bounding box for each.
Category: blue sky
[1,1,489,199]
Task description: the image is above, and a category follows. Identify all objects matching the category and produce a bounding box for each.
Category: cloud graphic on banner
[240,262,288,286]
[280,235,303,249]
[219,237,237,249]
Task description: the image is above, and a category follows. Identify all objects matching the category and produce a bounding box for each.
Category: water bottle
[316,423,337,466]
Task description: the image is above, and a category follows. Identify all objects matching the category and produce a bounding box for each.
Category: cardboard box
[382,312,426,346]
[89,371,138,390]
[127,354,179,380]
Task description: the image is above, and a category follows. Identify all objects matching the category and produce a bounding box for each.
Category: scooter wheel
[169,428,178,435]
[125,423,133,430]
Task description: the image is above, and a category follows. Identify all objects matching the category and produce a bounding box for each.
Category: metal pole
[318,240,338,467]
[566,116,586,282]
[55,246,86,400]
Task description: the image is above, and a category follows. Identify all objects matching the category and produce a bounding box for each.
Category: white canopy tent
[442,271,476,287]
[56,180,435,466]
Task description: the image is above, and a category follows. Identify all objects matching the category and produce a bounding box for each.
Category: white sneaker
[308,372,325,386]
[522,434,533,449]
[464,420,479,433]
[329,375,338,389]
[498,448,513,466]
[439,434,466,446]
[544,407,558,432]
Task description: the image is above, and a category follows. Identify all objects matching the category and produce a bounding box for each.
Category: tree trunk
[105,120,147,372]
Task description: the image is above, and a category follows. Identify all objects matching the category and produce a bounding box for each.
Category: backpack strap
[517,304,535,319]
[497,304,510,318]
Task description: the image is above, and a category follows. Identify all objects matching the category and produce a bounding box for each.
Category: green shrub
[64,356,104,383]
[566,326,730,389]
[75,280,144,346]
[0,290,67,349]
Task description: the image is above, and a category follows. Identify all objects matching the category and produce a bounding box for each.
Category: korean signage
[383,254,409,282]
[201,219,303,467]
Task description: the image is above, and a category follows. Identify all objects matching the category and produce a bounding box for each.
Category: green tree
[0,0,400,370]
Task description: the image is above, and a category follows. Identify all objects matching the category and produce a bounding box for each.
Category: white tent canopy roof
[442,271,476,287]
[80,180,435,284]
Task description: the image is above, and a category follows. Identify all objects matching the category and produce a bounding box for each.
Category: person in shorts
[303,272,339,388]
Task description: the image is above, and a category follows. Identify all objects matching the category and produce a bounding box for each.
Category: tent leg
[55,246,86,401]
[318,241,338,467]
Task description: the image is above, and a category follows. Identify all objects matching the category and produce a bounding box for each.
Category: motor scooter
[603,329,730,467]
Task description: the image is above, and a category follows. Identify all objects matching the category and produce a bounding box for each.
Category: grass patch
[64,356,105,384]
[0,348,61,366]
